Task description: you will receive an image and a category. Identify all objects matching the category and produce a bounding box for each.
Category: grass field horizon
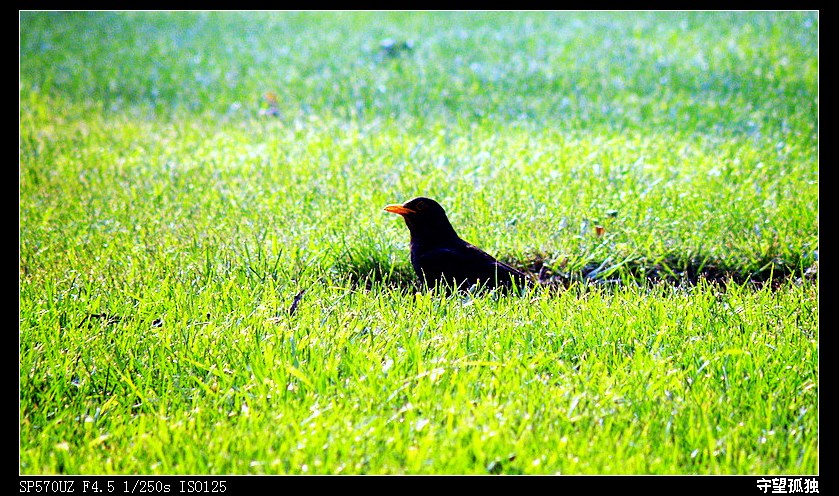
[20,11,818,475]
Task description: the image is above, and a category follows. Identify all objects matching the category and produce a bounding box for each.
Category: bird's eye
[415,200,426,211]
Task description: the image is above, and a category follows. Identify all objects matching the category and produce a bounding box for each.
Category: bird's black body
[385,197,529,289]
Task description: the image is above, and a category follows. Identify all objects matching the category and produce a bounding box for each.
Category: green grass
[19,11,818,475]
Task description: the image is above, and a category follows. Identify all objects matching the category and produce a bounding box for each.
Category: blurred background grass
[20,11,817,135]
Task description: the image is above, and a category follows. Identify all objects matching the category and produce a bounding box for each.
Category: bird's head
[384,197,459,243]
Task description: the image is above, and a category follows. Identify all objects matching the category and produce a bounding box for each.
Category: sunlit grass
[19,11,818,475]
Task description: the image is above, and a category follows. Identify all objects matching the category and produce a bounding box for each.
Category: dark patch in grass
[288,289,306,315]
[332,253,421,292]
[517,252,818,290]
[78,313,126,327]
[78,313,163,328]
[337,252,818,292]
[377,38,414,60]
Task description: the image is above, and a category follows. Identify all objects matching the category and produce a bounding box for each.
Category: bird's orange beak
[384,204,415,216]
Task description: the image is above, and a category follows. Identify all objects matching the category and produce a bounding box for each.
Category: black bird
[384,197,530,289]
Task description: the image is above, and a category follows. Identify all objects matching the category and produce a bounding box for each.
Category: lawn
[19,11,818,475]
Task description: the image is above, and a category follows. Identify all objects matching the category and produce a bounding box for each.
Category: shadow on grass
[335,251,818,292]
[331,251,421,293]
